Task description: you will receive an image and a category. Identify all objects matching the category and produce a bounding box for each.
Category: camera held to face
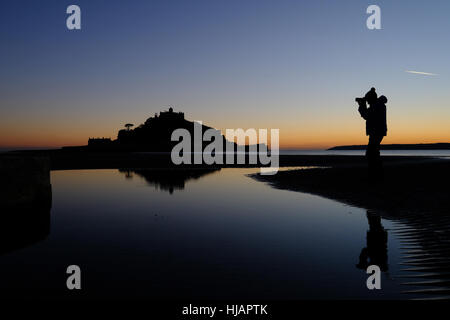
[355,97,366,107]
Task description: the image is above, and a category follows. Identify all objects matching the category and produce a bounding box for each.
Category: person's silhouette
[357,88,388,180]
[356,210,388,272]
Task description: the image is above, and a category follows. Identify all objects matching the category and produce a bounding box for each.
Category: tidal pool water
[0,168,431,299]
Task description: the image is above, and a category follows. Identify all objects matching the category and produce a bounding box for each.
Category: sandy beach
[253,156,450,216]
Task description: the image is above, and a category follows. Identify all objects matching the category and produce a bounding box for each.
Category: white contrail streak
[405,70,438,76]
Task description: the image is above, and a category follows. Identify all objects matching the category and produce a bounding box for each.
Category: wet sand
[253,157,450,216]
[252,156,450,298]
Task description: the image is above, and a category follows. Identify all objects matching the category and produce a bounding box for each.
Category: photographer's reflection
[356,210,388,272]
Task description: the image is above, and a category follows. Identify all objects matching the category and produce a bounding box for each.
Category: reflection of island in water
[119,168,221,194]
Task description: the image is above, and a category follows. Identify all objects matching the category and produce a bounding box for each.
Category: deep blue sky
[1,0,449,148]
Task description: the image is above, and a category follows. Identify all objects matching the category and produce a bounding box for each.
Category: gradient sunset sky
[1,0,449,149]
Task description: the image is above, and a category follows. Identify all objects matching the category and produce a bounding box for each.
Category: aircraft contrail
[405,70,438,76]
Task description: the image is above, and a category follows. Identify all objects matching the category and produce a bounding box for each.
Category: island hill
[76,108,263,153]
[329,143,450,151]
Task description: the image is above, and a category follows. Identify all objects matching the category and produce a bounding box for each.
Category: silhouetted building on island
[159,107,184,120]
[88,137,112,148]
[111,107,226,152]
[85,107,266,155]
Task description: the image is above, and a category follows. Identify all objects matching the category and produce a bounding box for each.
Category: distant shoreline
[4,142,450,153]
[328,142,450,150]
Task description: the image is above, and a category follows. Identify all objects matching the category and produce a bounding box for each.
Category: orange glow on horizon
[2,130,450,150]
[2,109,450,150]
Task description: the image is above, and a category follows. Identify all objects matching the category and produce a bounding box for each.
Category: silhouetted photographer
[356,87,388,181]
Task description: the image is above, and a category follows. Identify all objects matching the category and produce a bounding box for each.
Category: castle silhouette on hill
[87,107,238,152]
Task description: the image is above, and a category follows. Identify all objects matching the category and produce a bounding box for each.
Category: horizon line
[3,142,450,152]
